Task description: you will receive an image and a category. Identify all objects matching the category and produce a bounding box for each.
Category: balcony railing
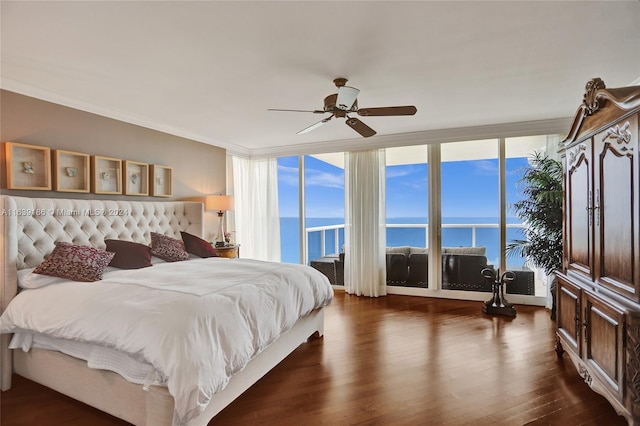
[304,222,526,265]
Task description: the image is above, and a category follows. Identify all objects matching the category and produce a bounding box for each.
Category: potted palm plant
[506,152,563,318]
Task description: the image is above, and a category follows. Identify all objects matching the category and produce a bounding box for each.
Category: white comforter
[0,257,333,424]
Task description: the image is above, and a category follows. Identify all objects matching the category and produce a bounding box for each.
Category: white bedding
[10,332,162,386]
[0,257,333,425]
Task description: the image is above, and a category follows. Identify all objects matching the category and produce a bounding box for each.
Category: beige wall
[0,90,226,199]
[0,90,227,236]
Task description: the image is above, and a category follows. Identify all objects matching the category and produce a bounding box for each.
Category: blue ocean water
[280,217,527,267]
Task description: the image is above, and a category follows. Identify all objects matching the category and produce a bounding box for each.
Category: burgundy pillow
[105,239,152,269]
[181,231,219,258]
[33,242,115,282]
[150,232,190,262]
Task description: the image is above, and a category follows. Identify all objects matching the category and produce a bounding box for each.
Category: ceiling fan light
[270,78,415,138]
[336,86,360,110]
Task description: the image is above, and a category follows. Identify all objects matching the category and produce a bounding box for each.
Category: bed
[0,195,333,425]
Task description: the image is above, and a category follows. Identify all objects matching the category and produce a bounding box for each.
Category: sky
[278,154,529,219]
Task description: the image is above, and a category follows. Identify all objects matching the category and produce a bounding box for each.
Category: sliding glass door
[440,139,499,293]
[505,135,560,299]
[304,154,345,265]
[385,145,429,288]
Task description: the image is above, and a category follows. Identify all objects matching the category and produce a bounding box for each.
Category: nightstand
[215,245,240,258]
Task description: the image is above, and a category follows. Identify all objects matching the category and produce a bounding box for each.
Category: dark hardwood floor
[1,291,627,425]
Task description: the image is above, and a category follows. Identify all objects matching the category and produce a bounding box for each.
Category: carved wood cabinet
[557,78,640,425]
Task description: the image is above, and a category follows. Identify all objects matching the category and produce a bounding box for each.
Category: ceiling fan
[268,78,417,138]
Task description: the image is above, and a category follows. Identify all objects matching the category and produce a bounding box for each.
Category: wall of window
[385,145,429,248]
[304,154,345,263]
[441,140,500,260]
[276,134,560,304]
[505,135,559,298]
[278,154,345,265]
[440,140,500,293]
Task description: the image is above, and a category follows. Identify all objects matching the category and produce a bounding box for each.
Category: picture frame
[5,142,52,190]
[92,155,122,194]
[53,149,90,193]
[150,165,172,197]
[123,160,149,196]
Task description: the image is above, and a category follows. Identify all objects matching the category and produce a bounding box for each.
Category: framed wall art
[150,164,172,197]
[92,155,122,194]
[53,149,90,193]
[5,142,52,190]
[123,160,149,196]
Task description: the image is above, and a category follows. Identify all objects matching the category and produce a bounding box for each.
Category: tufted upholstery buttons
[6,196,204,270]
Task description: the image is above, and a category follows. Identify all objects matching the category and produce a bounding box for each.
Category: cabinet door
[583,290,625,400]
[557,275,582,356]
[565,140,593,278]
[594,114,640,301]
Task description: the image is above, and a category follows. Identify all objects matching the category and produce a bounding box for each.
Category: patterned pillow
[105,239,152,269]
[33,242,115,282]
[181,231,219,258]
[150,232,190,262]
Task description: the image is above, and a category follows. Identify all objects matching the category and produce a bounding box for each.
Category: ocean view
[280,216,527,267]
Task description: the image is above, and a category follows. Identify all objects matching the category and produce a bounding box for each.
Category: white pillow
[18,266,121,289]
[18,268,68,289]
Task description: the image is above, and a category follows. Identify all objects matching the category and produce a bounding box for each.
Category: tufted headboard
[0,195,204,389]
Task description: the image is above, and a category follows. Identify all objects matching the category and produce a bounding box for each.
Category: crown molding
[245,117,573,159]
[1,78,252,157]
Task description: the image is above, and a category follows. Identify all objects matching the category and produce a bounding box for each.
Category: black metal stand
[481,268,517,317]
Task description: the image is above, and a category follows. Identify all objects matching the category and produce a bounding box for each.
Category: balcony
[306,222,538,296]
[305,222,527,267]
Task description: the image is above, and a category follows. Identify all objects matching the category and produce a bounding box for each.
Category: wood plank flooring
[1,291,627,425]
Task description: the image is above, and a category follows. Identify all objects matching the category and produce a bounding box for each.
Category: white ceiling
[2,1,639,158]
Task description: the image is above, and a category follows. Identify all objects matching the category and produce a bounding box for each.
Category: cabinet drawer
[557,275,582,356]
[583,290,625,400]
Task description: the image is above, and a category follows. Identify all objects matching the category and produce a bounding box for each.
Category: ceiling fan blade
[357,106,417,116]
[297,115,333,135]
[268,108,326,114]
[345,117,376,138]
[336,86,360,110]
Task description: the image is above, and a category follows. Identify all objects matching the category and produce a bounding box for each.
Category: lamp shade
[205,195,234,212]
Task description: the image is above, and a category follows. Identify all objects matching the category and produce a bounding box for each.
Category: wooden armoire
[556,78,640,425]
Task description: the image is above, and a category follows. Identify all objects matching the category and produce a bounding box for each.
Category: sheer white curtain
[230,156,281,261]
[344,149,387,297]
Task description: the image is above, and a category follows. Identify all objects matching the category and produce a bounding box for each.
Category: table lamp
[205,195,234,247]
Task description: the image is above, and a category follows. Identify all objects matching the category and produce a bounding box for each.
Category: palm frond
[508,152,563,275]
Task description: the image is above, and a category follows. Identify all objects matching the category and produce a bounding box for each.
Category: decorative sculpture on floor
[481,268,517,317]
